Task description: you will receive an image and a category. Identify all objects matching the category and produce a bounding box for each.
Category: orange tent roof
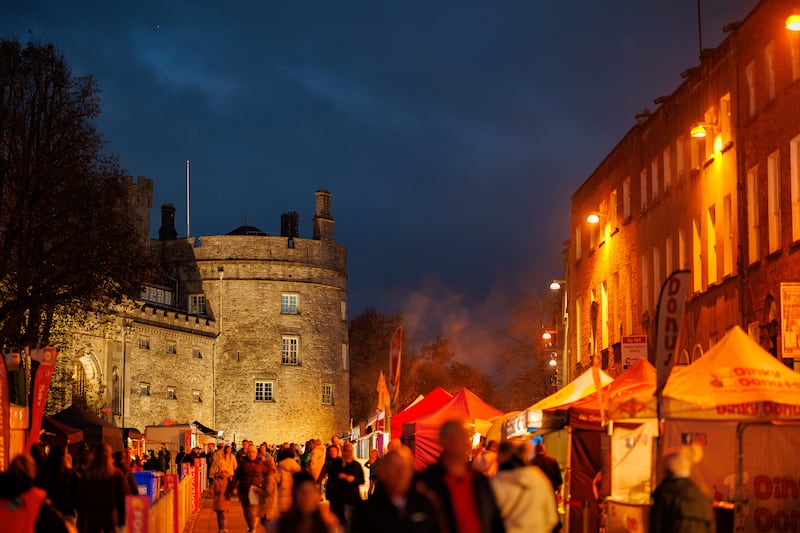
[663,326,800,419]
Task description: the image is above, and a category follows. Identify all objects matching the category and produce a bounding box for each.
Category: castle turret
[312,190,334,241]
[159,204,178,241]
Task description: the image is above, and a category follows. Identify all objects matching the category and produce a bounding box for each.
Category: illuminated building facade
[567,0,800,376]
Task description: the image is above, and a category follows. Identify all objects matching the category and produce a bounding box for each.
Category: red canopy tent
[391,387,453,440]
[403,388,502,471]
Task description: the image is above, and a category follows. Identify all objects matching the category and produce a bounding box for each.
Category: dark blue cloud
[3,1,755,357]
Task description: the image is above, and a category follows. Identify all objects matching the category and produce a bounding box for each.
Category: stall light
[549,358,558,367]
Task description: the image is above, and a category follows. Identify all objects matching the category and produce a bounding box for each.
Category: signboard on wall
[780,283,800,359]
[622,336,647,368]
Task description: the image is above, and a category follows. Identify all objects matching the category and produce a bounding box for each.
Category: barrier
[128,470,194,533]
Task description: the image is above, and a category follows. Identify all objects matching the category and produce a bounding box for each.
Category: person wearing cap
[649,446,713,533]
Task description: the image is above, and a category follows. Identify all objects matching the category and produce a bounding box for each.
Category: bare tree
[0,38,151,349]
[348,307,403,423]
[494,289,562,410]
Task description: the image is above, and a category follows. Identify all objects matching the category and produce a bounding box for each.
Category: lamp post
[550,279,569,388]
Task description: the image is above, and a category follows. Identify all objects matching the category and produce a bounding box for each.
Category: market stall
[52,404,124,452]
[402,387,501,470]
[660,326,800,532]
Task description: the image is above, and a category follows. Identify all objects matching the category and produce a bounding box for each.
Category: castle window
[281,336,299,365]
[341,301,347,321]
[192,349,203,359]
[167,341,177,354]
[139,382,151,396]
[189,294,206,315]
[281,294,298,314]
[322,384,333,405]
[255,381,274,402]
[166,387,177,400]
[192,390,202,403]
[138,336,150,350]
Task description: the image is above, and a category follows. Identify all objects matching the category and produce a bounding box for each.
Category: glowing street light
[787,13,800,31]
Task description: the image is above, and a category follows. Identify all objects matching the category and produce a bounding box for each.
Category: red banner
[0,352,9,471]
[191,464,199,512]
[653,271,690,397]
[388,326,403,403]
[125,495,150,533]
[26,347,58,451]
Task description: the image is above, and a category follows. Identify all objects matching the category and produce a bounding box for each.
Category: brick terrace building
[567,0,800,377]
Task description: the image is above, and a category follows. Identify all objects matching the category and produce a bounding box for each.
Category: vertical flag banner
[591,351,606,423]
[388,326,403,404]
[653,270,690,397]
[376,371,391,414]
[26,346,59,451]
[0,352,9,471]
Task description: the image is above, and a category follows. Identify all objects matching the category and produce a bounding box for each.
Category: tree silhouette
[0,38,151,348]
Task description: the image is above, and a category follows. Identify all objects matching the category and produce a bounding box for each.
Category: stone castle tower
[48,184,349,445]
[148,189,349,443]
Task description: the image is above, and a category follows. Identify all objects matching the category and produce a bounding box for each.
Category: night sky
[3,1,755,367]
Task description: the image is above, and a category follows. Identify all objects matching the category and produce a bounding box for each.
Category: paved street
[187,489,252,533]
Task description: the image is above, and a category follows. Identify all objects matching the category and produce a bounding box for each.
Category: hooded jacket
[490,465,558,533]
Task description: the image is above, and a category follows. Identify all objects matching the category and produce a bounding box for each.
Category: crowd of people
[200,418,563,533]
[2,419,714,533]
[1,441,137,533]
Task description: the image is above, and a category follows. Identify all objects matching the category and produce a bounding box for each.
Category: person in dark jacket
[76,443,130,533]
[417,418,506,533]
[531,443,562,495]
[36,444,80,523]
[317,444,345,524]
[2,453,72,533]
[352,446,445,533]
[649,446,714,533]
[234,444,268,532]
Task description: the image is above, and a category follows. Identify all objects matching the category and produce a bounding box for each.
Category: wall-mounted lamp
[787,13,800,31]
[550,279,566,291]
[586,212,606,224]
[542,330,557,340]
[690,123,715,138]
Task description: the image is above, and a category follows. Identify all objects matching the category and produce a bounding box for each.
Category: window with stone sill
[139,383,151,396]
[255,381,274,402]
[322,384,333,405]
[281,294,298,315]
[166,387,177,400]
[281,336,299,365]
[192,390,202,403]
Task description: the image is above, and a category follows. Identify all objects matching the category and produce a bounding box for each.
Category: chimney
[159,203,178,241]
[280,211,300,238]
[312,190,334,241]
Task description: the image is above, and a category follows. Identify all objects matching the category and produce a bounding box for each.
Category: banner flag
[0,351,9,471]
[591,351,606,423]
[388,326,403,404]
[26,346,58,451]
[653,270,690,398]
[126,495,151,533]
[376,371,391,414]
